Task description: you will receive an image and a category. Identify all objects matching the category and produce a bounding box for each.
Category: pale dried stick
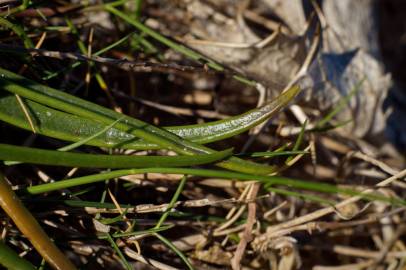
[231,183,260,270]
[262,169,406,237]
[124,247,178,270]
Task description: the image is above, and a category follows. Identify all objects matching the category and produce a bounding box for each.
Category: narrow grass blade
[0,241,36,270]
[105,233,131,270]
[0,17,33,48]
[0,144,232,168]
[237,150,308,158]
[24,168,406,206]
[98,225,173,238]
[286,119,307,164]
[105,5,255,86]
[154,233,195,270]
[316,78,365,128]
[155,175,187,229]
[266,187,334,205]
[0,0,30,16]
[57,117,126,152]
[163,85,300,144]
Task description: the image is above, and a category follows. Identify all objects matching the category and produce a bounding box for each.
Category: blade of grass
[23,198,134,210]
[13,94,37,133]
[104,233,131,270]
[237,150,309,158]
[0,17,33,48]
[0,0,30,16]
[316,78,365,129]
[286,119,307,164]
[266,187,334,205]
[0,144,232,168]
[0,241,36,270]
[134,0,143,20]
[105,225,173,238]
[155,175,187,229]
[146,176,194,269]
[0,172,76,270]
[105,5,255,86]
[24,168,406,206]
[311,119,353,132]
[154,232,194,270]
[57,117,126,151]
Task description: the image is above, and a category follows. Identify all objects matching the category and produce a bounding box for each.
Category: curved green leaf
[0,94,139,149]
[0,144,232,168]
[0,85,299,149]
[0,68,298,175]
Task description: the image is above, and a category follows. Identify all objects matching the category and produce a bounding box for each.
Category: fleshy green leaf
[0,68,298,175]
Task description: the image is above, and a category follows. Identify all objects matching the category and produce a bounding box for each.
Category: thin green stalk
[134,0,143,20]
[0,144,231,168]
[286,119,307,164]
[0,17,33,49]
[316,78,365,128]
[105,6,219,69]
[105,233,131,270]
[103,225,173,238]
[57,117,126,151]
[0,0,30,16]
[266,187,334,205]
[238,150,308,158]
[105,5,255,86]
[154,233,194,270]
[155,175,187,229]
[24,168,406,206]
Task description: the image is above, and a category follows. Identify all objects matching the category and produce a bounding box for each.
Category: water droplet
[105,129,114,139]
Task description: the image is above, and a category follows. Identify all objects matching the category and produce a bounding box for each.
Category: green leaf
[0,85,299,148]
[24,168,406,207]
[0,144,232,168]
[0,241,36,270]
[0,68,298,175]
